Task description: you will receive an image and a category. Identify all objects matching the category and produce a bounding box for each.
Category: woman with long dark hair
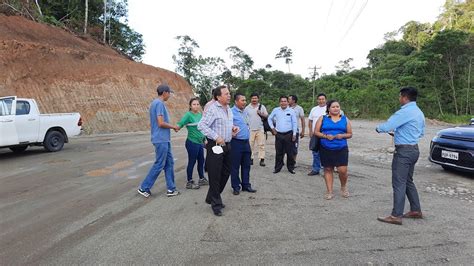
[314,100,352,200]
[177,98,209,189]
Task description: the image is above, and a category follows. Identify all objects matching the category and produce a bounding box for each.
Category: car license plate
[441,150,459,160]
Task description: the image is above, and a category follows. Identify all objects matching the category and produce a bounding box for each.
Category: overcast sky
[128,0,445,77]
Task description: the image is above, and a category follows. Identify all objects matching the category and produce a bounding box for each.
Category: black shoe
[242,187,257,193]
[273,169,280,174]
[289,170,296,174]
[233,190,240,195]
[250,159,254,165]
[259,159,266,167]
[307,171,320,176]
[205,200,225,208]
[213,210,223,216]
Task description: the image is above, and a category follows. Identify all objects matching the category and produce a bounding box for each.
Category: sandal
[324,192,334,200]
[341,187,350,198]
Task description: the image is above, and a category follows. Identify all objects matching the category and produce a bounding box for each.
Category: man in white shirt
[289,95,305,162]
[307,93,327,176]
[244,93,268,167]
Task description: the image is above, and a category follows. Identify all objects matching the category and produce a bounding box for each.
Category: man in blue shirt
[268,96,298,174]
[376,87,425,225]
[230,93,257,195]
[138,84,180,198]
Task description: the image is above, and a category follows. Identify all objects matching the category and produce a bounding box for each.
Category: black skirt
[320,146,349,167]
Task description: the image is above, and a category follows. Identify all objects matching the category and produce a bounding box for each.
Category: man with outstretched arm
[376,87,425,225]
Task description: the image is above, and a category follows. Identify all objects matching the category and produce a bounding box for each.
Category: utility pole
[308,65,321,104]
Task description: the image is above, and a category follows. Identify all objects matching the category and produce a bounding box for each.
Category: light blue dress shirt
[268,107,297,136]
[376,102,425,145]
[231,106,250,140]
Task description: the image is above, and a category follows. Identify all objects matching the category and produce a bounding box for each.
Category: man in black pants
[198,85,238,216]
[268,96,298,174]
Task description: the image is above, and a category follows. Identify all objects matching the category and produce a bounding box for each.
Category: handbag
[309,135,320,152]
[309,116,325,152]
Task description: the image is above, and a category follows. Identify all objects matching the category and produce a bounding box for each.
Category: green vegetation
[173,0,473,123]
[1,0,145,61]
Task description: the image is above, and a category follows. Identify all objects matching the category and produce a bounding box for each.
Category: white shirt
[308,105,326,132]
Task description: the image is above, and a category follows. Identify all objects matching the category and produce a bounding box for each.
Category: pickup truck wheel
[44,131,65,152]
[9,145,28,153]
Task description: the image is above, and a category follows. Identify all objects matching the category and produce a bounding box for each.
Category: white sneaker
[166,190,180,197]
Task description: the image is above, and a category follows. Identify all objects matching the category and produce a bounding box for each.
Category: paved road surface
[1,120,472,264]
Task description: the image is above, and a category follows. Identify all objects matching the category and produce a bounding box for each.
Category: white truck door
[0,96,19,146]
[15,100,40,143]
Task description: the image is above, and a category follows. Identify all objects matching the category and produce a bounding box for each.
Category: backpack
[258,104,272,133]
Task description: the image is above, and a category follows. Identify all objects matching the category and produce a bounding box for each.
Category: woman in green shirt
[177,98,208,189]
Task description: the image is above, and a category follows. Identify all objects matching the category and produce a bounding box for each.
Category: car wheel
[9,145,28,153]
[441,165,452,171]
[44,131,65,152]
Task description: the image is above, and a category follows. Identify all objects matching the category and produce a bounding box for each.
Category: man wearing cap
[198,85,237,216]
[137,84,180,198]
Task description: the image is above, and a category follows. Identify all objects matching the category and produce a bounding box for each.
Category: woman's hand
[335,134,345,139]
[326,134,335,141]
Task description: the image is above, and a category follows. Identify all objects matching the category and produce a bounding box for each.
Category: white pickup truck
[0,96,82,153]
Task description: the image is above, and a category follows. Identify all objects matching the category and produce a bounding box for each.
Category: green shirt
[177,111,205,144]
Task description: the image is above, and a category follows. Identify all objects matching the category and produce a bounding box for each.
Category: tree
[400,21,433,51]
[225,46,254,79]
[275,46,293,72]
[84,0,88,34]
[172,35,200,84]
[335,58,354,76]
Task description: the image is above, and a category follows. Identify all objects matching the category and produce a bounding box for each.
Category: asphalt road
[1,120,473,264]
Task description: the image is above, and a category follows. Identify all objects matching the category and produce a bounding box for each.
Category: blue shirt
[231,106,250,140]
[376,101,425,145]
[150,99,170,143]
[268,107,297,136]
[320,115,348,150]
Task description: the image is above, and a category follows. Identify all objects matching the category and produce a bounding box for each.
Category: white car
[0,96,82,153]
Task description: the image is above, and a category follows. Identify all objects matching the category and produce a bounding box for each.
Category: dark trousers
[274,131,295,172]
[185,139,205,182]
[230,138,252,191]
[205,139,231,212]
[391,145,422,217]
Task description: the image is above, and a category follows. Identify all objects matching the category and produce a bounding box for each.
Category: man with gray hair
[198,85,238,216]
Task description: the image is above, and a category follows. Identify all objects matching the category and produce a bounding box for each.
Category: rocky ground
[0,119,472,264]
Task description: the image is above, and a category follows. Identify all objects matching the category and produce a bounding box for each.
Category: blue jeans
[140,142,176,192]
[230,139,251,191]
[312,150,321,172]
[391,145,421,217]
[185,139,205,182]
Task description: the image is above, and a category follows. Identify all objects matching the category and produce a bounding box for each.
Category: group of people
[137,84,425,225]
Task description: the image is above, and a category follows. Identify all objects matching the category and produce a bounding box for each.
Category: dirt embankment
[0,15,194,133]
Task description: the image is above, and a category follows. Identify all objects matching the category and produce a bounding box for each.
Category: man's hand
[232,126,240,137]
[292,135,296,142]
[271,129,277,136]
[173,125,180,132]
[215,137,225,145]
[300,132,305,138]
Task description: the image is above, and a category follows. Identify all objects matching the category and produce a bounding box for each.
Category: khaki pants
[250,129,266,160]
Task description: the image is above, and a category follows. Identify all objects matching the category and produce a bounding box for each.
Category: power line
[324,0,334,32]
[342,0,358,28]
[339,0,369,44]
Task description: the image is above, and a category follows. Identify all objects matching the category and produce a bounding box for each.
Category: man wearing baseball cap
[138,84,180,198]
